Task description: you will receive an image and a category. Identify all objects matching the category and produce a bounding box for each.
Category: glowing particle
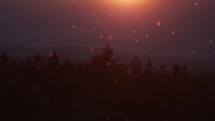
[110,14,114,18]
[191,51,195,55]
[95,20,100,24]
[92,12,96,16]
[76,43,80,47]
[49,51,55,58]
[99,35,104,39]
[210,40,214,44]
[106,61,112,66]
[145,34,149,38]
[72,25,76,29]
[135,39,139,43]
[126,68,133,76]
[107,117,111,121]
[171,31,175,35]
[177,104,182,108]
[133,30,137,33]
[91,48,95,52]
[156,21,161,27]
[93,27,97,31]
[114,79,118,83]
[56,97,60,101]
[58,36,62,39]
[194,2,199,7]
[106,34,114,41]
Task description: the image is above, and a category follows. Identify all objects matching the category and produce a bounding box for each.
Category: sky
[0,0,215,59]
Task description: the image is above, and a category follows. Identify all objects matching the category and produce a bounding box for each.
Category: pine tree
[48,50,60,68]
[90,44,120,70]
[130,56,142,75]
[144,58,154,77]
[32,53,44,71]
[0,52,9,66]
[182,65,189,79]
[158,64,166,80]
[172,64,181,79]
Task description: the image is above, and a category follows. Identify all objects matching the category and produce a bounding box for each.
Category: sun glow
[117,0,138,4]
[107,0,152,11]
[111,0,148,7]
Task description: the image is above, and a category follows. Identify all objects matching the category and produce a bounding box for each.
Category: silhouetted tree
[62,60,72,69]
[26,57,33,67]
[1,47,214,121]
[144,58,154,77]
[0,52,10,78]
[182,65,189,79]
[130,56,142,75]
[48,50,60,68]
[32,53,44,71]
[158,64,166,80]
[172,64,181,79]
[90,44,120,70]
[18,60,24,70]
[0,51,9,66]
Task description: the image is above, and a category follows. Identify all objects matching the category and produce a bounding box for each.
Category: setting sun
[117,0,139,4]
[110,0,147,6]
[108,0,150,10]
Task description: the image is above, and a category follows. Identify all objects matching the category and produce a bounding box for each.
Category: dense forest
[0,45,215,121]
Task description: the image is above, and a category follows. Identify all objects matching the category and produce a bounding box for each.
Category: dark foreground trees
[0,45,214,121]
